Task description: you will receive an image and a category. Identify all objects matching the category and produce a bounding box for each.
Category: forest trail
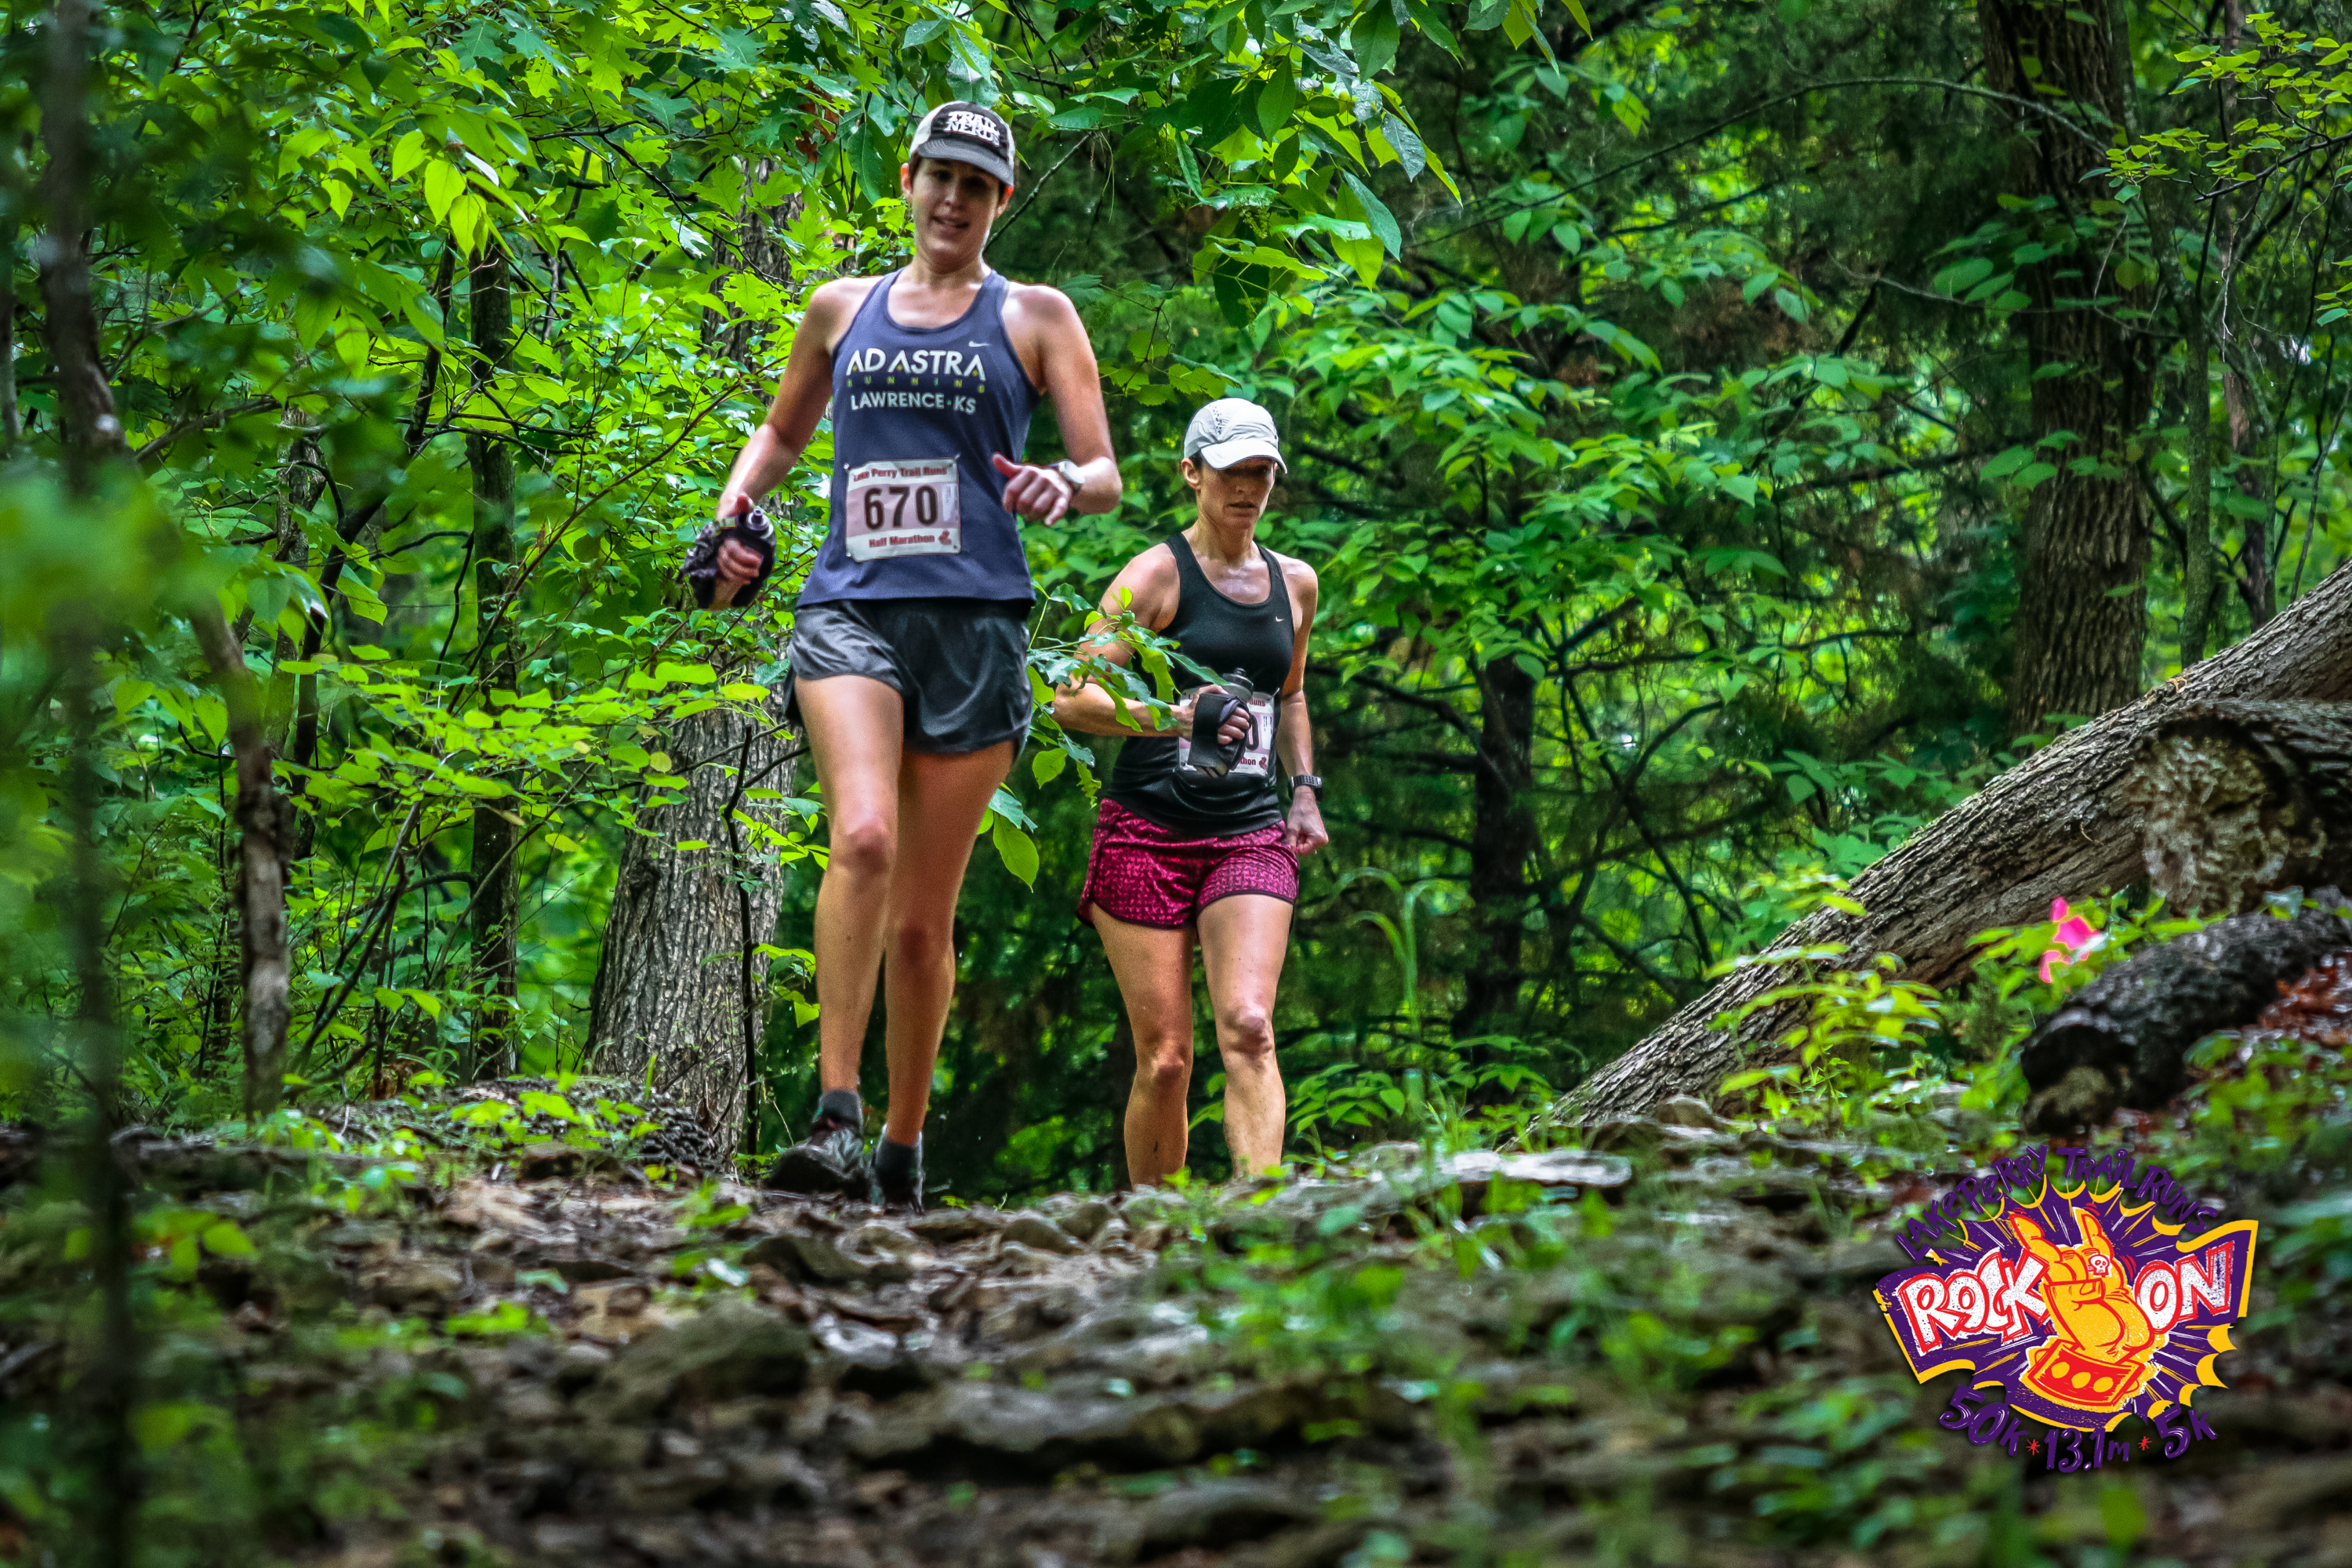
[12,1084,2350,1568]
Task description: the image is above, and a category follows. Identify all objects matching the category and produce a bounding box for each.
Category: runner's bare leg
[1091,908,1198,1185]
[878,741,1015,1145]
[1196,893,1292,1178]
[798,675,908,1097]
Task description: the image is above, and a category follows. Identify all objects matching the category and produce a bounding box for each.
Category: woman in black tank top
[1051,398,1328,1186]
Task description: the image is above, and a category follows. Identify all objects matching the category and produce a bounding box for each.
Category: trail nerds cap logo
[1184,397,1285,472]
[909,100,1016,190]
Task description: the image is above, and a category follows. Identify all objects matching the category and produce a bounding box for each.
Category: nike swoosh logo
[969,341,988,348]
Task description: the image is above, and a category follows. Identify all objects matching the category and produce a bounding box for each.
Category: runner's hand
[710,537,764,609]
[991,452,1075,525]
[1283,787,1329,858]
[1176,686,1250,745]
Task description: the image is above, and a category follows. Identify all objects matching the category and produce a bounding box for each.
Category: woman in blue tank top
[702,100,1121,1208]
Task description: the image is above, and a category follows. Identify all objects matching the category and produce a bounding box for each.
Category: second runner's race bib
[1178,691,1276,779]
[845,458,962,561]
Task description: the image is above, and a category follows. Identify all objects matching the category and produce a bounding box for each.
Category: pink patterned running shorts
[1078,800,1299,930]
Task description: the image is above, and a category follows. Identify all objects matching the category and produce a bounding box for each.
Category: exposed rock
[908,1207,1004,1244]
[1000,1214,1086,1255]
[580,1299,811,1421]
[1060,1200,1115,1243]
[518,1140,622,1181]
[747,1229,913,1286]
[358,1254,466,1310]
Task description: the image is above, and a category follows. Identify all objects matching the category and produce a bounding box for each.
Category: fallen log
[2125,701,2352,916]
[1526,560,2352,1134]
[2018,898,2352,1134]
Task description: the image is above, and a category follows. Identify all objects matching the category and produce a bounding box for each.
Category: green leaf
[1351,5,1403,74]
[991,811,1039,888]
[1932,257,1995,295]
[423,159,465,223]
[1980,445,2033,480]
[131,1404,200,1454]
[200,1222,256,1258]
[1341,171,1402,256]
[1033,747,1069,785]
[1256,71,1298,136]
[519,1089,586,1123]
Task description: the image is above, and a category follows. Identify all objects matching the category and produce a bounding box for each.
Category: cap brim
[1195,437,1285,471]
[909,138,1016,190]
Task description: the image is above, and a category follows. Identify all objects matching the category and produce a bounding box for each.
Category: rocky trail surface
[7,1078,2352,1568]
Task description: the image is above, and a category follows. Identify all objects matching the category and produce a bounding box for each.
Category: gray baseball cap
[1183,397,1285,471]
[909,100,1017,189]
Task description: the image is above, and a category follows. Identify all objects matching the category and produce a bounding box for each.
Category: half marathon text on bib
[1178,692,1276,778]
[845,458,961,561]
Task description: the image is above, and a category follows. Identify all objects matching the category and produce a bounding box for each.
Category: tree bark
[1980,0,2159,734]
[2181,318,2218,666]
[1455,654,1537,1038]
[0,216,20,448]
[588,691,798,1162]
[189,608,292,1121]
[1529,558,2352,1134]
[466,241,520,1080]
[38,7,133,1564]
[2127,701,2352,916]
[2223,366,2274,627]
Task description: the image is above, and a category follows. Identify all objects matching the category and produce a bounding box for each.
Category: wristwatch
[1288,774,1323,795]
[1048,459,1084,496]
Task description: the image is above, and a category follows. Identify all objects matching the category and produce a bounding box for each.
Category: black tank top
[1106,534,1295,837]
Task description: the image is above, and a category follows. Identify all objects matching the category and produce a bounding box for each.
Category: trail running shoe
[764,1109,869,1198]
[875,1137,925,1213]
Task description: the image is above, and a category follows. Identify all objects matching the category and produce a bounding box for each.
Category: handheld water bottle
[1185,670,1259,777]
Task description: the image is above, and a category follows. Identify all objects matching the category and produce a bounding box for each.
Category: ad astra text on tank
[799,270,1040,606]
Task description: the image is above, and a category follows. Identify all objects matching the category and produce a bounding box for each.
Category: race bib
[1178,692,1276,778]
[844,458,962,561]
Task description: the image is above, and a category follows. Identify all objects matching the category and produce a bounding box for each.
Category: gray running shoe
[764,1109,869,1197]
[875,1138,925,1213]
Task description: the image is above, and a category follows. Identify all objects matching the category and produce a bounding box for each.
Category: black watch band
[1288,774,1323,794]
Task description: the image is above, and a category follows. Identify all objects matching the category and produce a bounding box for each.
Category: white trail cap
[1184,397,1285,471]
[909,100,1017,189]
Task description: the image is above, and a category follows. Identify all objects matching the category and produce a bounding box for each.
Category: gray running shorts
[786,597,1033,754]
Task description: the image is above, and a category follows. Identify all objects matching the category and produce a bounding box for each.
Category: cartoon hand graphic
[2011,1205,2162,1413]
[2012,1210,2156,1363]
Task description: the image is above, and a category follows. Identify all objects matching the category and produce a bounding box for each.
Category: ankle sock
[815,1088,863,1130]
[873,1135,920,1185]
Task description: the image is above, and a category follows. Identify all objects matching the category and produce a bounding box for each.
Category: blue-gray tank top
[797,269,1040,607]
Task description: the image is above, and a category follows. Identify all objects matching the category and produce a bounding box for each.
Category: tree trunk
[2127,701,2352,916]
[38,6,134,1563]
[1528,558,2352,1134]
[589,691,797,1163]
[466,241,520,1080]
[2223,366,2274,627]
[2180,318,2218,666]
[0,216,19,448]
[1980,0,2158,734]
[1455,653,1537,1038]
[189,608,292,1122]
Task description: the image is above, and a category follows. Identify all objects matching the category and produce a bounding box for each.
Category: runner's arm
[1277,560,1328,856]
[1050,549,1243,741]
[1003,285,1120,524]
[705,282,861,610]
[720,281,853,510]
